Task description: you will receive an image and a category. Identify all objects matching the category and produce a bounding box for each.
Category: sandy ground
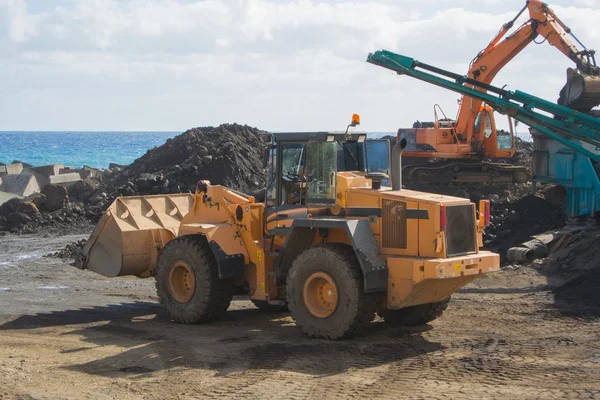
[1,234,599,400]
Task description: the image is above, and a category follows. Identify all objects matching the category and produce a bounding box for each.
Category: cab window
[484,113,493,138]
[279,143,306,205]
[306,142,337,204]
[497,130,513,150]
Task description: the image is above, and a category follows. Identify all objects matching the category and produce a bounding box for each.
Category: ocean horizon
[0,130,532,170]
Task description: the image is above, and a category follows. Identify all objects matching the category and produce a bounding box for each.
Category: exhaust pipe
[391,137,408,190]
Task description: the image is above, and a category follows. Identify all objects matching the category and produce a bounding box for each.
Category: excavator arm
[457,0,600,143]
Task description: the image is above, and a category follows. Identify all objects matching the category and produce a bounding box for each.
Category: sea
[0,130,531,169]
[0,131,179,169]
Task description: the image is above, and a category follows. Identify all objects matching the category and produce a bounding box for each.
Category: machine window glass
[281,144,305,176]
[265,150,276,207]
[484,112,493,138]
[279,143,306,205]
[474,112,482,134]
[306,142,337,204]
[366,140,389,174]
[366,140,390,186]
[337,141,365,172]
[497,130,513,149]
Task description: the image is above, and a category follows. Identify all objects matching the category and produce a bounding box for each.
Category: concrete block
[59,166,101,180]
[27,163,64,178]
[0,191,21,206]
[49,173,81,187]
[3,163,23,175]
[0,165,6,176]
[0,174,41,197]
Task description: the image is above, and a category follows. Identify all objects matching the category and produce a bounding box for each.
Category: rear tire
[155,235,233,324]
[286,243,377,339]
[379,298,450,326]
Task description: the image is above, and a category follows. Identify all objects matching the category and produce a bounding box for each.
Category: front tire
[286,243,377,339]
[155,235,233,324]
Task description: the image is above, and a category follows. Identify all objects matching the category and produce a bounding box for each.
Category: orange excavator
[400,0,600,185]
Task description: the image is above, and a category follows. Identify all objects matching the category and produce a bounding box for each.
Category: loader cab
[474,105,516,158]
[263,132,390,234]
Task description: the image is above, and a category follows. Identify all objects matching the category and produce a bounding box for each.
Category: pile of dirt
[110,123,267,197]
[0,124,268,235]
[553,267,600,315]
[47,239,87,267]
[483,192,566,259]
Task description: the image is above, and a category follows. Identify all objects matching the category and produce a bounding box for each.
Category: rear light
[484,200,490,227]
[479,200,490,227]
[440,204,446,232]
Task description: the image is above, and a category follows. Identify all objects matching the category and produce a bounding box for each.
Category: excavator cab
[475,104,515,159]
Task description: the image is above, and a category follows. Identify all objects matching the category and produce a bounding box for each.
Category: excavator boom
[458,0,599,141]
[394,1,600,186]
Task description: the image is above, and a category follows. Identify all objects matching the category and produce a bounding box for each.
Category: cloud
[0,0,598,131]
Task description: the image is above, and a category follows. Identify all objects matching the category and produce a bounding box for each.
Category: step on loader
[81,115,500,339]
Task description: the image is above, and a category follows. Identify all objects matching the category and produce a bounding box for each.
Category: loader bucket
[81,194,195,278]
[561,68,600,111]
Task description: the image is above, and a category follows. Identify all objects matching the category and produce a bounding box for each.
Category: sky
[1,0,599,132]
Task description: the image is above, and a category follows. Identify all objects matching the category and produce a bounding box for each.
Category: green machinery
[367,49,600,217]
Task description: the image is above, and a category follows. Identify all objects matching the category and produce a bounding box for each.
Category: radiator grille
[382,200,407,249]
[445,204,476,256]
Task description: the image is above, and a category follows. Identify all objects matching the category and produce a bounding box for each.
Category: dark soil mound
[1,124,269,235]
[484,194,566,260]
[554,267,600,316]
[113,123,267,196]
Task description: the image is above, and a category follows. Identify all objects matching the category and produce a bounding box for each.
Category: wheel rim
[303,272,339,318]
[168,261,195,303]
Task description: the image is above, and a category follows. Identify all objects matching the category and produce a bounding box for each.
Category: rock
[109,163,128,170]
[197,146,208,156]
[42,184,69,212]
[222,141,235,154]
[16,200,39,216]
[7,212,31,225]
[26,193,47,207]
[0,198,39,217]
[89,191,107,205]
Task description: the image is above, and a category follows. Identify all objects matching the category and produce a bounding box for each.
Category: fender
[179,223,247,279]
[274,218,387,293]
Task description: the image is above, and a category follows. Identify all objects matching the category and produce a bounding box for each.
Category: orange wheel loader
[81,116,500,339]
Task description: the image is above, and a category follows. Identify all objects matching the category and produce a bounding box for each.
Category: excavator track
[403,160,532,186]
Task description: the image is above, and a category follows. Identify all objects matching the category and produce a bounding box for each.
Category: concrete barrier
[0,174,41,197]
[0,191,20,206]
[49,173,82,187]
[27,164,64,178]
[59,166,101,179]
[0,163,23,176]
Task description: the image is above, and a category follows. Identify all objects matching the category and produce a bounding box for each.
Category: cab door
[265,141,308,240]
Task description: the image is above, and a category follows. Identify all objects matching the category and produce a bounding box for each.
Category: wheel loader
[81,115,500,339]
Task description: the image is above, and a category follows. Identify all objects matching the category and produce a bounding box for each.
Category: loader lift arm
[457,0,599,144]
